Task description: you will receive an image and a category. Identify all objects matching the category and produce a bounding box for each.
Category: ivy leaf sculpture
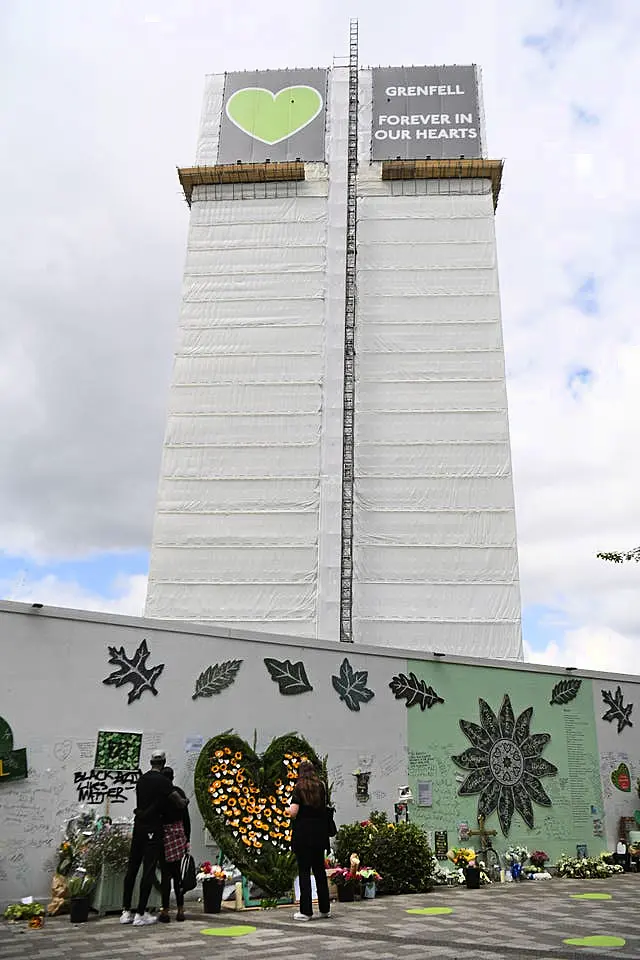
[389,672,444,711]
[331,658,375,712]
[264,658,313,696]
[193,660,243,700]
[550,678,582,705]
[103,639,164,704]
[601,686,633,734]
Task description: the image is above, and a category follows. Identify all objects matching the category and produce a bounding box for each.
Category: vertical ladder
[340,19,359,643]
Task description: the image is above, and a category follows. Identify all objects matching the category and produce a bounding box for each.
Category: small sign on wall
[417,780,433,807]
[434,830,449,860]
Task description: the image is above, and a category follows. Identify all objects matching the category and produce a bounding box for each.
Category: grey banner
[217,69,327,164]
[371,65,482,161]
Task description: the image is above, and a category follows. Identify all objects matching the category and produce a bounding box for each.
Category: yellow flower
[234,752,242,760]
[238,797,247,807]
[241,836,251,846]
[224,747,232,755]
[275,779,282,787]
[253,841,262,849]
[236,774,245,784]
[239,826,247,834]
[214,750,224,758]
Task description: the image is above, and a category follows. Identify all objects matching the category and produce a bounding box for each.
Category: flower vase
[511,862,522,881]
[464,866,481,889]
[363,882,376,899]
[202,878,224,913]
[69,897,90,924]
[337,884,355,903]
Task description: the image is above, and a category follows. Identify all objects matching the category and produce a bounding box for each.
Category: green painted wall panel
[406,661,604,864]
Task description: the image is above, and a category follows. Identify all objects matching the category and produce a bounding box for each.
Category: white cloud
[525,625,638,675]
[3,574,148,617]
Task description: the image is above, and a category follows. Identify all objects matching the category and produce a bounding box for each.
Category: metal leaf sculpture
[550,678,582,705]
[103,639,164,704]
[601,687,633,734]
[193,660,243,700]
[331,658,375,712]
[389,672,444,711]
[264,658,313,696]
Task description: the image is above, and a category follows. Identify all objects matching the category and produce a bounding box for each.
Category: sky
[2,0,640,673]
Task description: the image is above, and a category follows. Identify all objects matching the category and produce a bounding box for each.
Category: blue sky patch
[0,550,149,600]
[572,274,599,316]
[523,603,571,652]
[571,104,599,126]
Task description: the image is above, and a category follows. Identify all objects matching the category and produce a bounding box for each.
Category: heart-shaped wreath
[194,731,323,898]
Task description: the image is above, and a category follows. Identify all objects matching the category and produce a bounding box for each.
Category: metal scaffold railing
[340,18,359,643]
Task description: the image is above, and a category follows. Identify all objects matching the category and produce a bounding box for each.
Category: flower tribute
[194,732,324,899]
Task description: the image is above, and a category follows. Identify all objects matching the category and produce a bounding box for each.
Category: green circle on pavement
[563,935,625,948]
[406,907,453,915]
[570,893,612,900]
[200,925,257,937]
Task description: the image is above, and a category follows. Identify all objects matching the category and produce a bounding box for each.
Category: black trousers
[296,846,330,917]
[160,858,184,909]
[122,825,162,914]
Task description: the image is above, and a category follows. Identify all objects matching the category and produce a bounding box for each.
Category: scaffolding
[177,162,305,205]
[339,19,359,643]
[381,158,504,210]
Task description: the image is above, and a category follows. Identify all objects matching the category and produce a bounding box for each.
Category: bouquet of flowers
[448,847,477,868]
[529,850,549,868]
[197,861,227,883]
[503,846,529,866]
[357,867,381,883]
[330,866,360,887]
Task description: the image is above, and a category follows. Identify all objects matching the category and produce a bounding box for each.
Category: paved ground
[2,876,639,959]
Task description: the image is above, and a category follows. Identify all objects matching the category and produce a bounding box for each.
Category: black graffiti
[73,769,140,805]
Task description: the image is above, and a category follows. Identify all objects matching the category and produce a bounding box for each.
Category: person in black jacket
[158,767,191,923]
[121,751,188,926]
[286,761,331,921]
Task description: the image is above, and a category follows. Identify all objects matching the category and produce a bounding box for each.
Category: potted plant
[331,867,360,902]
[67,875,96,924]
[447,847,480,888]
[198,862,227,914]
[357,867,381,899]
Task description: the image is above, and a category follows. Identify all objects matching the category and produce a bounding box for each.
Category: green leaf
[264,658,313,696]
[331,658,375,711]
[193,660,243,699]
[550,678,582,705]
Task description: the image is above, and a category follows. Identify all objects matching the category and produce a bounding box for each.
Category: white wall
[0,603,406,906]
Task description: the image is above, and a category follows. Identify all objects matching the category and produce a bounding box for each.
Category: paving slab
[1,876,639,959]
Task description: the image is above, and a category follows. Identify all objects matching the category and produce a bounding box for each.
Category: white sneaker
[293,911,312,921]
[319,911,331,918]
[133,912,158,926]
[120,910,134,924]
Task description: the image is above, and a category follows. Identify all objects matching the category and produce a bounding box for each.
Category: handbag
[326,805,338,838]
[180,853,197,893]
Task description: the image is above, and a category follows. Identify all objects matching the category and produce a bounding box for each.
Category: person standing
[158,767,190,923]
[286,761,331,921]
[120,750,188,926]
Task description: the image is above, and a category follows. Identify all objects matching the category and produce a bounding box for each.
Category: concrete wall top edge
[0,599,635,685]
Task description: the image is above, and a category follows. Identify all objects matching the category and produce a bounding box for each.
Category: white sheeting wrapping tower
[145,64,523,660]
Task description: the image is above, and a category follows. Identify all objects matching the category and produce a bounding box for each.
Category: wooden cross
[467,815,497,847]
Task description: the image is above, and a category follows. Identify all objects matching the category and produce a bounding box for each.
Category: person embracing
[286,760,331,921]
[158,766,191,923]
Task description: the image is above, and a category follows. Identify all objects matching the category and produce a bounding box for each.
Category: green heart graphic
[195,732,322,898]
[226,86,323,145]
[611,762,631,792]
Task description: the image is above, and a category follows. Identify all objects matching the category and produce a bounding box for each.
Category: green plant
[334,810,433,894]
[81,826,130,877]
[67,875,96,898]
[555,854,624,879]
[4,902,45,921]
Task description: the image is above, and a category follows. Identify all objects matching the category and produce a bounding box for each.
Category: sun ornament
[452,695,558,835]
